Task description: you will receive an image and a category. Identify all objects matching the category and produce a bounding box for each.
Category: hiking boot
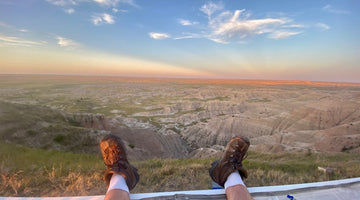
[100,134,139,191]
[209,136,250,187]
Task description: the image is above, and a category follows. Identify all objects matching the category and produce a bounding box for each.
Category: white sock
[107,174,130,194]
[224,171,245,190]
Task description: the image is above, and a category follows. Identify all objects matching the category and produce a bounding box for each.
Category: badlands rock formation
[1,76,359,159]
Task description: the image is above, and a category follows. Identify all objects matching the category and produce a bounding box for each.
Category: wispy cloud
[0,21,29,33]
[174,33,203,40]
[283,24,305,28]
[46,0,134,26]
[165,2,305,44]
[92,13,115,25]
[93,0,138,7]
[322,4,351,15]
[206,8,299,43]
[56,36,79,48]
[65,8,75,14]
[47,0,137,7]
[112,8,127,13]
[0,35,46,47]
[268,30,303,40]
[178,19,198,26]
[149,32,170,40]
[0,21,12,29]
[316,23,330,31]
[46,0,77,7]
[200,1,223,19]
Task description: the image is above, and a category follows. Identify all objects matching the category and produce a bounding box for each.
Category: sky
[0,0,359,82]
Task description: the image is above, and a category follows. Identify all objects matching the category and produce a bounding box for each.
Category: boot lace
[229,146,248,170]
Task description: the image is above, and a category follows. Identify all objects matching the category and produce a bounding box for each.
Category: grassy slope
[0,101,101,154]
[0,143,105,197]
[1,143,360,197]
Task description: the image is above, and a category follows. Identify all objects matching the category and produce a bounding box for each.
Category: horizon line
[1,73,360,85]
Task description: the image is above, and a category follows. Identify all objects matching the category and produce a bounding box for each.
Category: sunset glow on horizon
[1,1,359,82]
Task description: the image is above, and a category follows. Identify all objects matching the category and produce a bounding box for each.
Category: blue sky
[0,0,359,82]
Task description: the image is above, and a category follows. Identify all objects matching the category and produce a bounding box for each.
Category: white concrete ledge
[248,177,360,194]
[1,177,360,200]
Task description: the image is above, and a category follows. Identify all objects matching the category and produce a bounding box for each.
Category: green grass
[244,151,360,186]
[0,142,105,197]
[134,158,213,193]
[0,101,67,142]
[0,143,103,172]
[1,143,360,197]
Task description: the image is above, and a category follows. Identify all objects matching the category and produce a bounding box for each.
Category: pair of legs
[100,135,253,200]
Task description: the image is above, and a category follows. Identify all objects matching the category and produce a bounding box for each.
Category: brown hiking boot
[209,136,250,187]
[100,134,139,191]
